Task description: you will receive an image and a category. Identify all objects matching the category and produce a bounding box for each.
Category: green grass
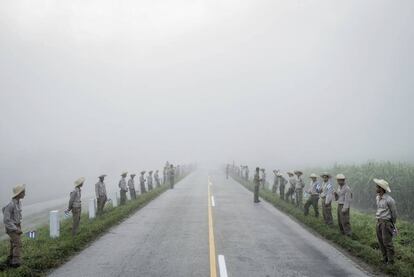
[0,174,189,277]
[232,174,414,277]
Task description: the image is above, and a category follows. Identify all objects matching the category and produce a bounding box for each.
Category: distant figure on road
[253,167,262,203]
[286,172,296,204]
[2,184,26,268]
[154,170,161,187]
[245,166,249,181]
[163,162,170,184]
[320,173,334,225]
[128,174,136,200]
[294,170,305,208]
[374,178,398,265]
[66,177,84,236]
[95,175,108,216]
[334,174,352,236]
[304,173,321,217]
[119,172,128,205]
[277,172,287,200]
[147,171,154,191]
[168,164,175,189]
[140,171,147,194]
[260,168,266,189]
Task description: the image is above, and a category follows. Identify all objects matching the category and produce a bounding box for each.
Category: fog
[1,0,413,204]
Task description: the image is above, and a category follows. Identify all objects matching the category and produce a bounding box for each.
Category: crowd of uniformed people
[2,161,188,268]
[226,164,398,266]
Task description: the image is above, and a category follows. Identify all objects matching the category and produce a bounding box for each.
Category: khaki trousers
[304,195,319,217]
[72,207,81,236]
[376,220,395,262]
[321,198,333,225]
[7,224,22,266]
[337,204,352,236]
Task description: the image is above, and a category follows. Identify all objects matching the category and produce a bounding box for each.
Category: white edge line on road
[218,255,228,277]
[211,196,215,207]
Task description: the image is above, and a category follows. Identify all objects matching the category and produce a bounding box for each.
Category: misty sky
[1,0,414,204]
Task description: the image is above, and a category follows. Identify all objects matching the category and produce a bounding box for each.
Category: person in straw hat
[140,171,147,194]
[95,174,108,216]
[374,178,398,265]
[119,172,129,205]
[2,184,26,268]
[253,167,262,203]
[147,171,154,191]
[168,164,175,189]
[276,172,288,200]
[304,173,321,217]
[294,170,305,209]
[334,174,352,236]
[285,171,296,204]
[128,174,137,200]
[66,177,84,236]
[272,170,279,194]
[154,170,161,188]
[320,172,334,225]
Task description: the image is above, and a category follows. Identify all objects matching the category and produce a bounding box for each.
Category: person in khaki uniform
[334,174,352,236]
[154,170,161,187]
[140,171,147,194]
[119,172,128,205]
[294,170,305,208]
[374,179,398,265]
[95,175,108,216]
[2,184,26,268]
[168,165,175,189]
[260,168,266,189]
[272,170,279,194]
[147,171,154,191]
[128,174,136,200]
[253,167,262,203]
[277,172,287,200]
[65,177,84,236]
[304,174,321,217]
[285,172,296,203]
[320,173,334,225]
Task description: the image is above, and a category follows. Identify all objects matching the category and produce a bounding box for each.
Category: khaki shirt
[128,178,135,190]
[2,199,22,232]
[154,173,160,181]
[68,187,82,210]
[288,177,296,189]
[140,175,146,185]
[295,176,304,190]
[254,172,261,186]
[320,181,334,205]
[119,178,128,192]
[278,176,287,187]
[376,194,398,223]
[95,181,107,198]
[336,184,352,211]
[147,175,153,186]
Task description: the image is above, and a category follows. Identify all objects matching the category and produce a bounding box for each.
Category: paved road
[49,169,370,277]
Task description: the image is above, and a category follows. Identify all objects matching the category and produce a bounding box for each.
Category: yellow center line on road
[208,177,217,277]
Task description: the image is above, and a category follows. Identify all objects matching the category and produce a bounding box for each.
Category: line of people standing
[229,164,399,266]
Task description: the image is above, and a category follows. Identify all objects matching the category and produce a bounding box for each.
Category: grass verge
[231,175,414,277]
[0,174,190,277]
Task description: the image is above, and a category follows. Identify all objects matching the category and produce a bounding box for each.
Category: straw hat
[12,184,26,198]
[373,178,391,192]
[141,171,146,174]
[121,171,128,176]
[276,172,283,177]
[309,173,318,179]
[336,174,346,180]
[99,174,107,179]
[287,171,294,175]
[74,177,85,187]
[294,170,303,175]
[320,172,331,178]
[130,174,136,177]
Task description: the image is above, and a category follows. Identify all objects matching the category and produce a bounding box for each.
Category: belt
[377,218,392,223]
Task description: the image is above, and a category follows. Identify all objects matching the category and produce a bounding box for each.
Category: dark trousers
[376,220,395,262]
[321,198,333,225]
[337,204,352,236]
[254,184,260,203]
[72,207,81,236]
[141,183,147,194]
[295,188,303,208]
[129,189,136,200]
[97,195,107,216]
[279,185,285,200]
[272,184,277,194]
[286,187,295,203]
[170,178,175,189]
[304,195,319,217]
[7,224,21,266]
[120,190,127,205]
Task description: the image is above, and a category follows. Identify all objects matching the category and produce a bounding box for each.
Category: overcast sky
[1,0,413,204]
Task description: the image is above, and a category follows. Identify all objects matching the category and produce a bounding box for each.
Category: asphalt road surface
[49,169,370,277]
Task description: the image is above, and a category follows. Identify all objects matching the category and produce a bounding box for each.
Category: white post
[89,198,96,219]
[112,192,118,207]
[127,191,131,201]
[49,210,60,238]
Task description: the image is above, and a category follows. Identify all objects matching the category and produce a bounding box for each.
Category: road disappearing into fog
[49,170,370,277]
